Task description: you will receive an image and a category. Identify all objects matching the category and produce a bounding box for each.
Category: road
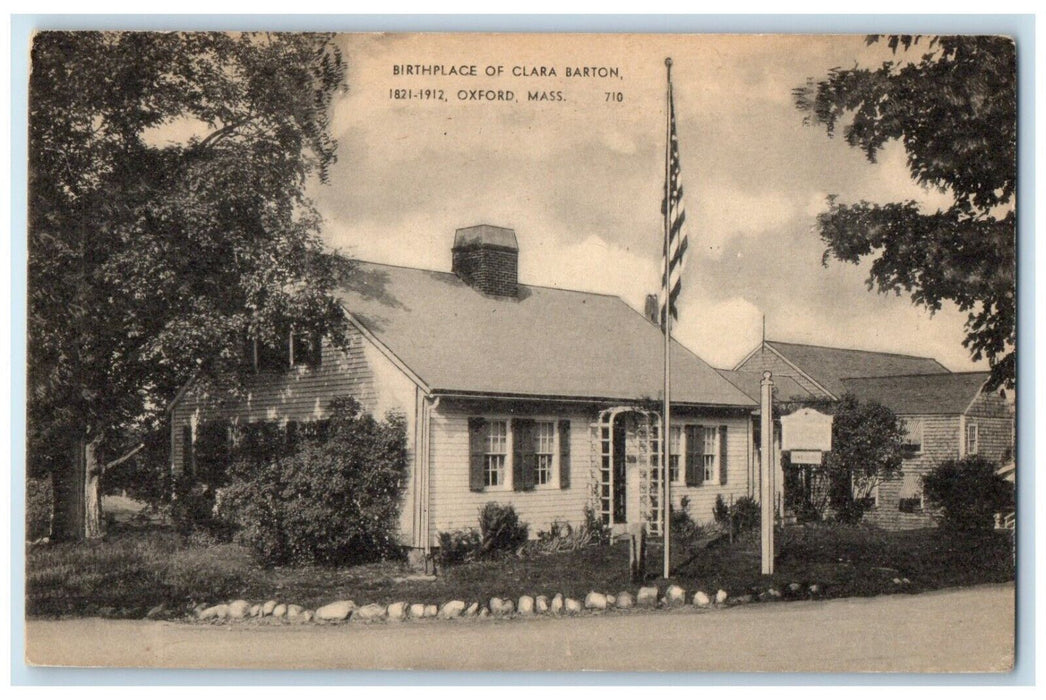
[25,583,1014,672]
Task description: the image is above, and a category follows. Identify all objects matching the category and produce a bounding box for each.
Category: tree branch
[101,442,145,473]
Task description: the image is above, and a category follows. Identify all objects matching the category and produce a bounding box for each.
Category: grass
[26,521,1014,620]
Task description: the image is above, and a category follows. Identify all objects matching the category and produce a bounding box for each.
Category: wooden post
[760,371,775,575]
[628,521,647,584]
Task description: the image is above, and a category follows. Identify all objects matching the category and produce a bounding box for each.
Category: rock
[286,604,304,621]
[767,588,782,598]
[808,584,821,595]
[262,600,278,616]
[500,599,515,615]
[387,602,407,621]
[272,603,288,619]
[227,600,250,619]
[408,603,427,619]
[615,591,634,609]
[423,604,438,618]
[606,594,616,607]
[788,582,802,593]
[464,602,479,617]
[550,594,564,614]
[439,600,466,619]
[637,586,659,607]
[518,596,535,615]
[249,604,261,617]
[478,607,490,618]
[315,600,356,622]
[354,603,387,622]
[733,594,754,605]
[535,596,549,614]
[146,603,167,620]
[564,597,582,614]
[584,591,607,610]
[892,577,902,585]
[693,591,711,607]
[715,589,728,605]
[902,577,911,584]
[488,597,503,614]
[198,604,228,621]
[665,585,686,606]
[303,610,314,623]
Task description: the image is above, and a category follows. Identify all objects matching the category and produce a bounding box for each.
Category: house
[722,339,1014,529]
[169,224,757,559]
[841,372,1014,528]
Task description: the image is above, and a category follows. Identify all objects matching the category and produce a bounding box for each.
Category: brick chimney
[452,225,519,297]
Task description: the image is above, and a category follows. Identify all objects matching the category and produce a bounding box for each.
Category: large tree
[795,35,1016,389]
[29,32,349,540]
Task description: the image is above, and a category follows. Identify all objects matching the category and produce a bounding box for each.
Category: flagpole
[662,57,673,580]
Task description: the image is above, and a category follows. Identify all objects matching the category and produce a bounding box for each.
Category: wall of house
[169,323,420,542]
[864,414,959,530]
[964,388,1015,464]
[425,402,753,539]
[734,346,830,399]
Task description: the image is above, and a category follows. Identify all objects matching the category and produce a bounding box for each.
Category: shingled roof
[336,261,755,407]
[841,372,990,415]
[758,340,951,398]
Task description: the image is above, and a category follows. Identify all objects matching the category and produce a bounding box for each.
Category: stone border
[188,579,867,624]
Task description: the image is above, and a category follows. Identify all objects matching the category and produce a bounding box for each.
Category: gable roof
[759,340,951,398]
[841,372,990,415]
[716,369,820,404]
[335,261,755,407]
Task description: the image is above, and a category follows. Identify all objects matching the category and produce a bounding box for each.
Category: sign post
[760,370,774,576]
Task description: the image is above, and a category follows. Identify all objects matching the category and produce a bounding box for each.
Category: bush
[437,528,482,566]
[582,503,610,545]
[216,397,409,566]
[672,495,700,540]
[477,502,529,556]
[713,494,761,537]
[923,456,1014,532]
[27,477,53,541]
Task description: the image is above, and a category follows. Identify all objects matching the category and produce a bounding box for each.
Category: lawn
[26,521,1014,620]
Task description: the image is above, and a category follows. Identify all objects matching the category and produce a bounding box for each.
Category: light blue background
[9,13,1036,686]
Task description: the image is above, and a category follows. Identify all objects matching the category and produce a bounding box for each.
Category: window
[702,426,718,482]
[534,420,555,486]
[290,330,322,367]
[966,423,979,455]
[669,426,682,482]
[901,418,924,454]
[898,472,923,512]
[485,420,508,487]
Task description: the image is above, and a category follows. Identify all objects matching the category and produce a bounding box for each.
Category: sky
[312,33,981,371]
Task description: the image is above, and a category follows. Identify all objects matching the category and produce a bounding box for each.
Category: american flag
[659,84,688,328]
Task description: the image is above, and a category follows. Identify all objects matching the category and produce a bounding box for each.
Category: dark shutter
[558,419,571,489]
[181,425,194,478]
[286,420,299,450]
[685,425,704,487]
[242,334,257,371]
[719,425,728,485]
[468,417,487,492]
[512,418,536,491]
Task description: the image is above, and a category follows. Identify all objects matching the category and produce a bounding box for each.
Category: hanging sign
[790,449,823,465]
[780,408,833,452]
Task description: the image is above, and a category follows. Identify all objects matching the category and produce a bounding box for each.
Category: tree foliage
[922,456,1014,532]
[216,398,409,566]
[28,32,349,537]
[795,35,1016,389]
[824,394,906,523]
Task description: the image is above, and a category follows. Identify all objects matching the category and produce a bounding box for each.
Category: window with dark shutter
[195,420,231,485]
[684,424,704,486]
[719,425,728,485]
[558,419,571,489]
[512,418,536,491]
[291,330,322,368]
[468,417,487,492]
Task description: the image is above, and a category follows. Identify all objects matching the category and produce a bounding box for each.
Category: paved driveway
[25,583,1014,673]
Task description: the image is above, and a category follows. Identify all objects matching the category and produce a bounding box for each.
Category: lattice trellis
[589,407,663,536]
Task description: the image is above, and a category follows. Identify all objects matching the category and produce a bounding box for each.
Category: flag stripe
[659,85,688,327]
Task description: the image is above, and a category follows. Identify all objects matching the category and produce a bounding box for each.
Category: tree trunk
[50,436,105,541]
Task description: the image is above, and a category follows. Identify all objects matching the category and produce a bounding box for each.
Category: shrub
[672,495,699,540]
[437,528,482,566]
[923,456,1014,532]
[582,503,610,545]
[216,397,409,566]
[713,494,760,537]
[477,502,529,556]
[713,494,730,526]
[27,477,53,541]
